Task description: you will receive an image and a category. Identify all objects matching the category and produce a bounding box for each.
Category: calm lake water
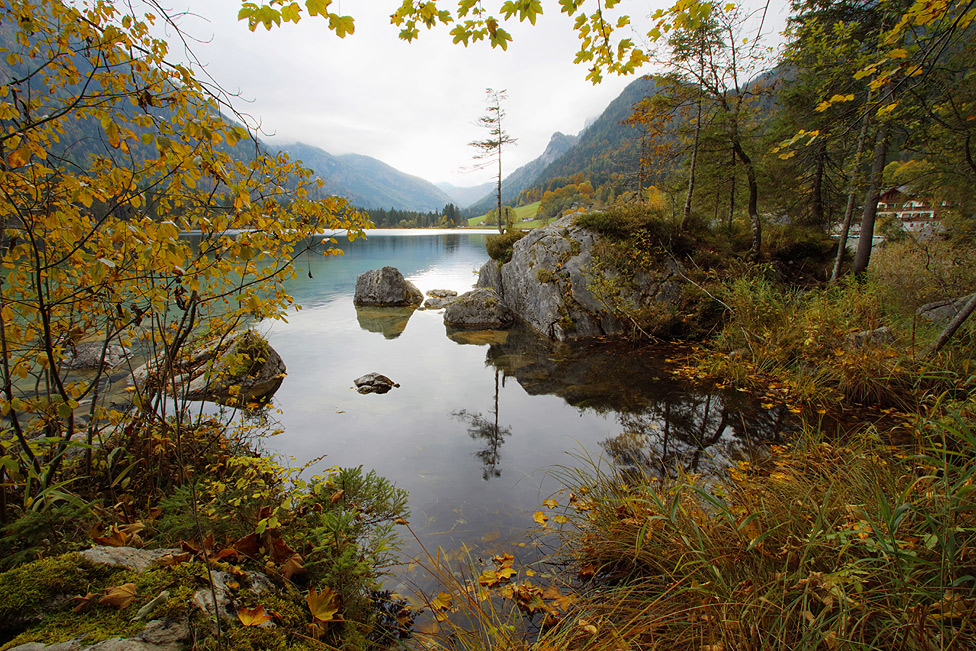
[237,229,791,591]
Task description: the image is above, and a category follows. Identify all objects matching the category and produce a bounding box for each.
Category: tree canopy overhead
[0,0,368,497]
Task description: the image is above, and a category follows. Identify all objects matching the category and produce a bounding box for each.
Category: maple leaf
[533,511,549,526]
[156,552,192,566]
[543,498,559,509]
[430,591,454,611]
[478,569,500,586]
[307,585,339,623]
[238,604,273,627]
[281,553,306,579]
[492,552,514,569]
[92,525,129,547]
[71,592,99,613]
[99,583,137,609]
[270,537,296,564]
[231,532,260,558]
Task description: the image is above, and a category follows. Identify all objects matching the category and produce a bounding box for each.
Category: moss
[0,554,104,627]
[0,556,225,649]
[2,608,145,650]
[536,268,557,284]
[569,238,582,258]
[229,330,271,377]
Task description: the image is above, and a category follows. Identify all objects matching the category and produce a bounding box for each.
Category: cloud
[162,0,787,187]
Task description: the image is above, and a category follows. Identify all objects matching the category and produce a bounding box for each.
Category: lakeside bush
[0,419,410,649]
[486,230,528,264]
[542,406,976,651]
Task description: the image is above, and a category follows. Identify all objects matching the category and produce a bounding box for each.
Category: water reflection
[452,370,513,481]
[355,306,416,339]
[482,324,793,478]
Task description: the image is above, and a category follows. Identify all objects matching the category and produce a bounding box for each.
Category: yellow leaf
[307,586,339,623]
[329,489,345,504]
[238,603,273,627]
[543,498,559,509]
[6,142,30,168]
[877,103,898,117]
[888,47,908,59]
[533,511,549,525]
[430,591,454,611]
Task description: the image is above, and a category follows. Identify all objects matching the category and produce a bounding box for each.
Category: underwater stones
[423,289,459,310]
[354,373,400,394]
[443,288,514,329]
[354,266,423,307]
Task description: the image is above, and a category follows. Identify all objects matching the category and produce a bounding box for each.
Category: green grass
[466,202,544,229]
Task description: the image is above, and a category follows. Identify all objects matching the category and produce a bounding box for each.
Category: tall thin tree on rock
[470,88,516,234]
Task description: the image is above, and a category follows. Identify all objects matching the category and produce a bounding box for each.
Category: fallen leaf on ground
[99,583,137,609]
[238,604,273,627]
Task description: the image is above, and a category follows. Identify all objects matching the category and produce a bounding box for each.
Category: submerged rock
[443,288,514,329]
[354,266,423,307]
[424,289,459,310]
[354,372,400,394]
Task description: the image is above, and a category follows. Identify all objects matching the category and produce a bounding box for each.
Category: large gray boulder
[477,215,685,341]
[444,288,515,329]
[354,266,423,306]
[132,331,286,406]
[184,332,286,405]
[917,293,976,324]
[62,343,129,371]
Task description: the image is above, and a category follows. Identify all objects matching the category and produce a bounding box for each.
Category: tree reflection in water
[479,323,794,480]
[601,394,791,481]
[452,369,513,481]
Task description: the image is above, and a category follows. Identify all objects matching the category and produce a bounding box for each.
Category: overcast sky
[161,0,790,188]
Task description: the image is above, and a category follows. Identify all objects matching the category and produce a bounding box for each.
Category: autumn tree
[469,88,516,234]
[0,0,367,505]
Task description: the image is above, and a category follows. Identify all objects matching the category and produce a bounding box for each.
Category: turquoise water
[244,229,789,589]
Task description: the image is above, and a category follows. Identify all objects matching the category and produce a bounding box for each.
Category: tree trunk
[925,293,976,356]
[682,96,702,229]
[811,139,826,227]
[727,150,736,232]
[831,97,872,284]
[852,121,890,276]
[732,138,761,259]
[496,151,503,235]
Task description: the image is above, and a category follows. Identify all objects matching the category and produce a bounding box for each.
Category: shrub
[870,238,976,316]
[486,230,527,263]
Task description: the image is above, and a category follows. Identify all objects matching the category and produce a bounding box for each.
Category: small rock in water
[354,372,400,394]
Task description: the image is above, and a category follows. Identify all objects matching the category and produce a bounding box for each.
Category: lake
[238,229,792,591]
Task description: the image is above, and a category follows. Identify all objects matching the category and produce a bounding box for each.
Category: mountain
[436,181,494,208]
[466,131,580,215]
[280,143,453,212]
[529,76,659,192]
